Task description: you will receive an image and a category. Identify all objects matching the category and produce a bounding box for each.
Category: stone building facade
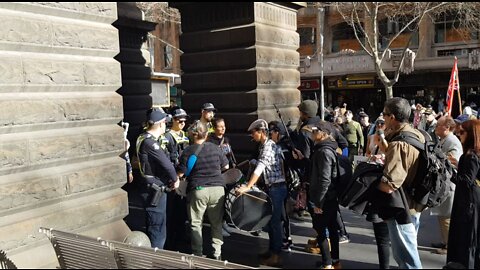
[0,3,130,267]
[170,2,305,159]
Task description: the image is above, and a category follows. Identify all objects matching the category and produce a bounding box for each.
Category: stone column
[170,2,305,159]
[113,2,157,156]
[0,3,129,267]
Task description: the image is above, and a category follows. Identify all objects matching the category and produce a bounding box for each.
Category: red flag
[446,57,459,115]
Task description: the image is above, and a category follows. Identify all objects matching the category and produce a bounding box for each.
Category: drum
[224,185,272,232]
[222,168,243,186]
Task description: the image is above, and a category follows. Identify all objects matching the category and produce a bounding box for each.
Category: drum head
[222,168,243,185]
[228,190,272,232]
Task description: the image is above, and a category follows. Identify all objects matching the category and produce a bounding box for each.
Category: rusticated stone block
[0,3,117,26]
[23,59,84,85]
[85,62,121,85]
[32,2,117,18]
[256,67,300,87]
[0,15,51,45]
[179,26,255,53]
[0,141,28,168]
[29,136,90,164]
[53,23,118,51]
[88,132,124,154]
[256,46,299,67]
[0,176,63,211]
[255,23,299,49]
[256,88,301,109]
[0,56,23,84]
[181,47,256,72]
[0,190,128,251]
[65,162,125,194]
[0,96,122,126]
[182,70,258,91]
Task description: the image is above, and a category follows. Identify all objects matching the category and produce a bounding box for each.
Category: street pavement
[123,181,447,269]
[219,207,447,269]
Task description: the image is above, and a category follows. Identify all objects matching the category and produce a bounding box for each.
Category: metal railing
[39,227,254,269]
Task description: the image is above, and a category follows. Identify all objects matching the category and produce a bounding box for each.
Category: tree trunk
[385,85,393,100]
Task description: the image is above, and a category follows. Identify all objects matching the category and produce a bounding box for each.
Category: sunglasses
[176,119,186,123]
[382,111,392,116]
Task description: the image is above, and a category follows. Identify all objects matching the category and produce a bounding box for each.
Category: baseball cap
[148,110,167,123]
[423,108,435,115]
[454,114,469,124]
[201,103,217,112]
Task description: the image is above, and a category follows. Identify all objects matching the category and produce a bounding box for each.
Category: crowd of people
[125,97,480,269]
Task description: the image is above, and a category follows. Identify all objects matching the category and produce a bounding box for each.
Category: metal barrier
[39,227,255,269]
[0,250,17,269]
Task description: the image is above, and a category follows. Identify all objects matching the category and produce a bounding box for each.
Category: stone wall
[0,2,130,268]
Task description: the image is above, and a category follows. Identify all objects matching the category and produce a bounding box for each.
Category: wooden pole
[457,88,463,115]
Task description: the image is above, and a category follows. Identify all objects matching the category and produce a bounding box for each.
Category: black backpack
[334,152,354,198]
[280,151,301,193]
[392,130,454,210]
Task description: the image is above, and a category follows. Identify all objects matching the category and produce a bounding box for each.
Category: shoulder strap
[185,143,205,177]
[391,131,425,151]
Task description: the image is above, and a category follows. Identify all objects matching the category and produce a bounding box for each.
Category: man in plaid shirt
[237,119,287,267]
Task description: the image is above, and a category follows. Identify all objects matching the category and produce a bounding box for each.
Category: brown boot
[262,254,282,267]
[307,238,318,246]
[305,246,321,254]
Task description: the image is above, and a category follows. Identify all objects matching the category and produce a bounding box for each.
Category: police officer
[165,108,190,166]
[164,108,191,252]
[199,103,217,134]
[136,109,179,249]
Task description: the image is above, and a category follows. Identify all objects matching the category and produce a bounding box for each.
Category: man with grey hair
[430,116,463,255]
[374,97,424,269]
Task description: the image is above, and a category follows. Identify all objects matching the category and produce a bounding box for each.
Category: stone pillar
[0,3,130,268]
[170,2,305,159]
[113,2,157,156]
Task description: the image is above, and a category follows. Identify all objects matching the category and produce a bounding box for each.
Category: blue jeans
[386,216,422,269]
[142,191,168,249]
[267,184,288,254]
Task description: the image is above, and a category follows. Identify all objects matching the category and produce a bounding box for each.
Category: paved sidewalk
[219,208,447,269]
[123,182,447,269]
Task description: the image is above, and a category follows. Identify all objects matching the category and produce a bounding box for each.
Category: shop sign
[328,75,375,89]
[299,79,320,91]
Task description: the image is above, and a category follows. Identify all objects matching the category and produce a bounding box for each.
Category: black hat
[201,103,217,112]
[268,120,287,136]
[172,108,189,120]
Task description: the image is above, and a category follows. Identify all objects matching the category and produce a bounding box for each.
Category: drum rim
[224,187,273,232]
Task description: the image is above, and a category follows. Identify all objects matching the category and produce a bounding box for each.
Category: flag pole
[455,56,462,115]
[457,86,463,115]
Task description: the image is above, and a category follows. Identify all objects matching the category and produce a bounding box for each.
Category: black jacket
[136,132,177,187]
[309,140,338,208]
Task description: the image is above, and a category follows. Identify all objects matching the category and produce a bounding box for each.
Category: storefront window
[378,17,419,49]
[434,13,478,43]
[298,27,316,46]
[331,22,364,53]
